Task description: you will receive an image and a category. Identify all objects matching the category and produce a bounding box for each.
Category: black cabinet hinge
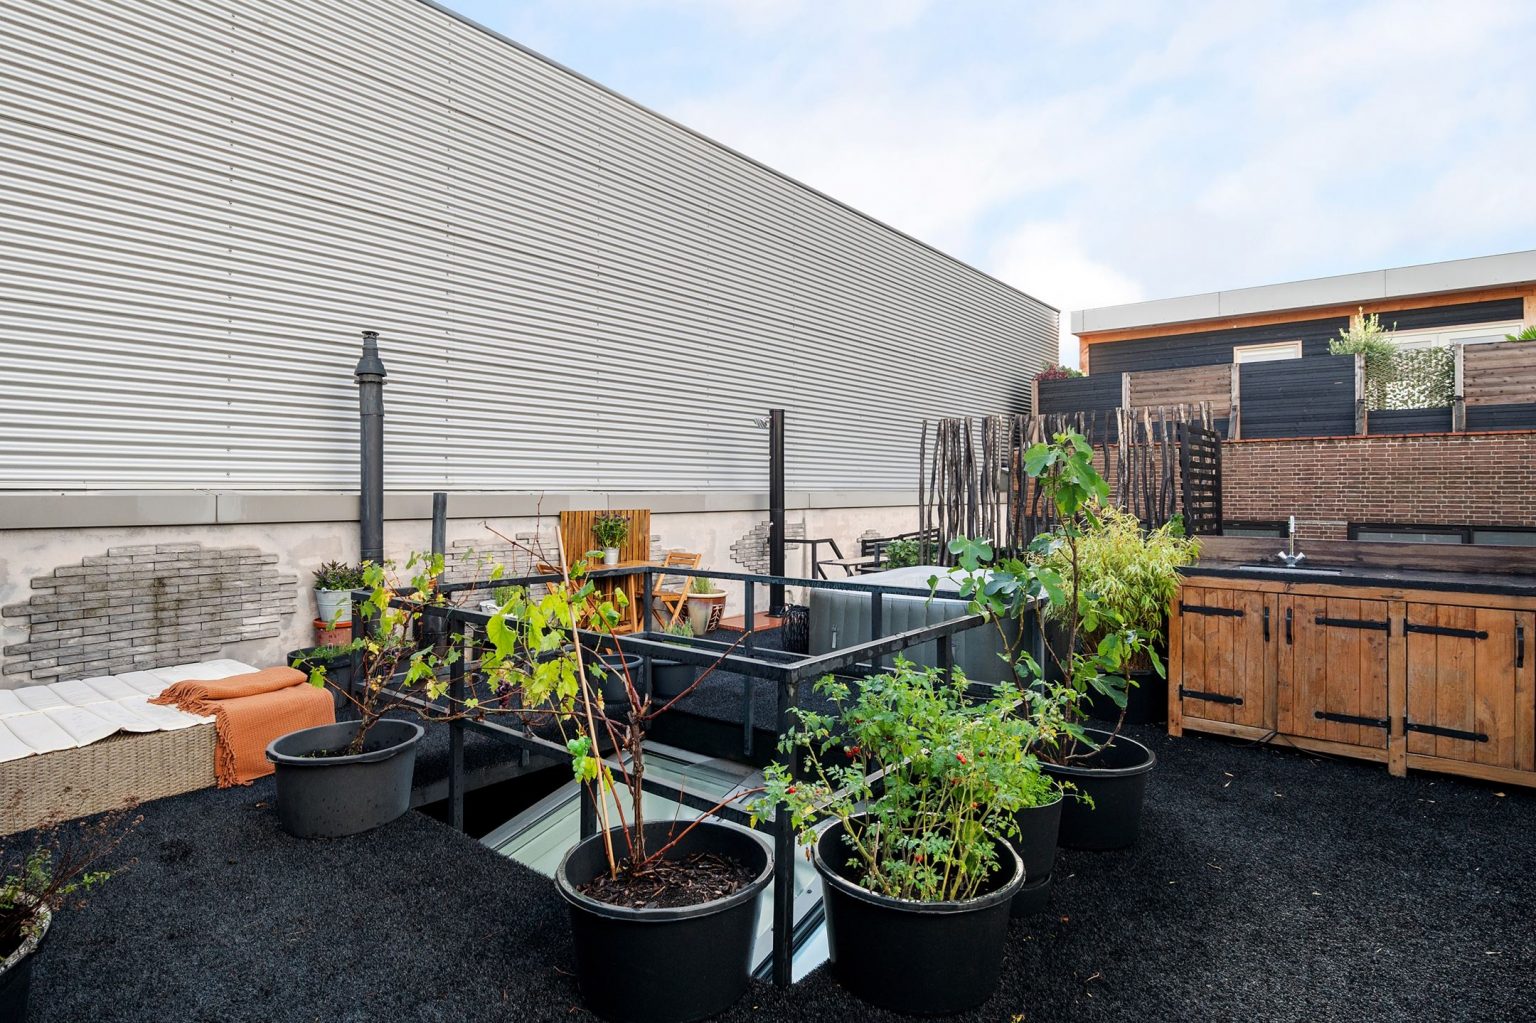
[1404,622,1488,640]
[1179,686,1244,705]
[1315,615,1391,634]
[1314,710,1390,729]
[1180,603,1245,618]
[1403,720,1489,743]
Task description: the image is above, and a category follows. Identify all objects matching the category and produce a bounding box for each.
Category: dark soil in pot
[265,719,423,839]
[557,821,772,1023]
[813,816,1022,1015]
[1010,792,1063,916]
[649,658,698,701]
[1041,727,1156,851]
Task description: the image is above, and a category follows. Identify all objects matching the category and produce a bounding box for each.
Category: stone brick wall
[1221,430,1536,539]
[1,543,298,684]
[729,520,807,573]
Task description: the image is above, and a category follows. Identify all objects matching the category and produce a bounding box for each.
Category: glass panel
[1471,529,1536,547]
[1353,529,1464,544]
[1223,524,1285,537]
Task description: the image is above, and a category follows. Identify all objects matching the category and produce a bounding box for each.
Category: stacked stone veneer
[1,543,298,685]
[730,520,807,573]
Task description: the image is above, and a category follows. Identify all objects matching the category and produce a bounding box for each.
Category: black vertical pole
[355,330,387,569]
[771,668,797,988]
[768,408,786,615]
[430,491,447,562]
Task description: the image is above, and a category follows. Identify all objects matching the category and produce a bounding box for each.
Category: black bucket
[649,658,698,701]
[813,816,1022,1015]
[585,650,644,706]
[556,821,773,1023]
[0,903,49,1023]
[1083,667,1167,725]
[1041,728,1156,851]
[1009,793,1063,916]
[265,719,423,839]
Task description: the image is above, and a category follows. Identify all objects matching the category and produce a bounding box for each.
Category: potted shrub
[946,432,1164,852]
[761,660,1053,1015]
[312,560,365,627]
[1,807,137,1021]
[1035,505,1197,725]
[477,555,773,1023]
[880,536,921,568]
[287,642,357,710]
[686,576,727,635]
[591,514,630,567]
[649,620,699,700]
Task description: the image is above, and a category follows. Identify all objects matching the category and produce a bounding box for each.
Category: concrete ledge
[0,489,919,530]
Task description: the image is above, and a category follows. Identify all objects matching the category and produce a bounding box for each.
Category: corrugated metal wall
[0,0,1054,493]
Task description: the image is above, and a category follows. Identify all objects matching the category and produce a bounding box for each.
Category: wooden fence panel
[1127,364,1233,417]
[1464,341,1536,406]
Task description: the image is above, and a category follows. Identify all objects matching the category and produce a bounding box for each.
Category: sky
[441,0,1536,363]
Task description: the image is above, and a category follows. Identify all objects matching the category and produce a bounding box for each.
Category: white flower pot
[315,588,352,626]
[602,548,620,566]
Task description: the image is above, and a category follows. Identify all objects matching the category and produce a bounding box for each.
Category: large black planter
[556,821,773,1023]
[265,719,423,839]
[287,647,354,711]
[813,816,1022,1015]
[1040,728,1156,851]
[587,652,644,706]
[0,902,49,1023]
[1083,665,1167,726]
[649,658,698,701]
[1009,791,1063,916]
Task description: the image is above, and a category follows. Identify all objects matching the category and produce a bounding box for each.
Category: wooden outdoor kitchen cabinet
[1170,571,1536,787]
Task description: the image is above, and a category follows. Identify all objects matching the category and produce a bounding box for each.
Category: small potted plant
[312,560,365,627]
[286,642,358,710]
[590,514,630,566]
[686,576,727,635]
[761,660,1050,1015]
[1,807,138,1020]
[649,620,699,700]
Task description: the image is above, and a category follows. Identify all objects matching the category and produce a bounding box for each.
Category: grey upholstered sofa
[806,565,1036,685]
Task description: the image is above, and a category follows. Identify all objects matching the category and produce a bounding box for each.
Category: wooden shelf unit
[1170,574,1536,787]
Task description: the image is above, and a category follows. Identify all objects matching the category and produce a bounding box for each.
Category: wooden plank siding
[1464,341,1536,406]
[1127,364,1233,417]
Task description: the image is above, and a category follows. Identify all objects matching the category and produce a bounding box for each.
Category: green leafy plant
[1330,309,1398,409]
[591,515,630,550]
[1034,505,1197,671]
[691,576,719,594]
[1505,325,1536,342]
[881,537,921,569]
[289,641,358,666]
[665,620,694,639]
[1,804,139,960]
[1384,345,1455,409]
[760,660,1056,902]
[942,432,1163,758]
[312,560,365,591]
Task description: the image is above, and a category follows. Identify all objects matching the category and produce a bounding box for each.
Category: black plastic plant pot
[1009,792,1063,917]
[649,658,698,701]
[556,821,773,1023]
[265,719,424,839]
[1040,728,1156,851]
[588,653,644,705]
[813,816,1023,1016]
[287,647,354,711]
[1083,667,1167,726]
[0,902,49,1023]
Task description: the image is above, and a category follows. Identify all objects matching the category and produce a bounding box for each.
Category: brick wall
[1222,430,1536,539]
[0,543,298,684]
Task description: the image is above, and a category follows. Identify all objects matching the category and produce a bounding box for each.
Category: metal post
[431,491,447,561]
[870,590,883,674]
[768,408,786,615]
[937,633,954,683]
[448,632,465,832]
[771,670,797,988]
[355,330,387,568]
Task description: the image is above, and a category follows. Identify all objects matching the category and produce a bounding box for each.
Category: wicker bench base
[0,725,217,835]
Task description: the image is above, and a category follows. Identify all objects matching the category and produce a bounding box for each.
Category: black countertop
[1185,561,1536,598]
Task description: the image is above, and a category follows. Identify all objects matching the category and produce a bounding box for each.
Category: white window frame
[1387,321,1525,350]
[1233,340,1303,364]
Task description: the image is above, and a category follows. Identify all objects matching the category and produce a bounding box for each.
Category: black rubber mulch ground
[28,725,1536,1022]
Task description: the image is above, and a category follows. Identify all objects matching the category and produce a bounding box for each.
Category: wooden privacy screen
[1463,341,1536,406]
[558,509,652,569]
[1127,364,1234,418]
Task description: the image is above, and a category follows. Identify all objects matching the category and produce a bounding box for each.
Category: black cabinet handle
[1285,607,1293,645]
[1519,623,1526,670]
[1263,606,1270,642]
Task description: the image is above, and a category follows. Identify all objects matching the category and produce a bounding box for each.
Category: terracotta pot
[313,618,352,647]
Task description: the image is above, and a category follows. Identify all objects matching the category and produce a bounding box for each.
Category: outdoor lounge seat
[0,659,256,834]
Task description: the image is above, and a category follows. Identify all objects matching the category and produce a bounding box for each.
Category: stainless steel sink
[1235,564,1344,576]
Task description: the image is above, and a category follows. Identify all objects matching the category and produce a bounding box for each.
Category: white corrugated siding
[0,0,1056,492]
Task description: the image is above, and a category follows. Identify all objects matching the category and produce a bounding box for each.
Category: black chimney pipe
[355,330,387,568]
[768,408,786,615]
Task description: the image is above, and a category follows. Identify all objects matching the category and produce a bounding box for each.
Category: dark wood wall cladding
[1376,298,1525,331]
[1238,357,1355,438]
[1466,403,1536,430]
[1036,373,1123,413]
[1367,408,1453,434]
[1088,317,1348,375]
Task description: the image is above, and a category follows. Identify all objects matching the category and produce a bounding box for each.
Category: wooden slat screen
[1464,342,1536,407]
[1128,364,1233,417]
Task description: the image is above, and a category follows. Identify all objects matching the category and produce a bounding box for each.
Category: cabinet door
[1277,595,1390,748]
[1404,604,1536,771]
[1175,585,1272,729]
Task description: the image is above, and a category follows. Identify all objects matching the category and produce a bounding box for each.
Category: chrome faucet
[1277,515,1306,568]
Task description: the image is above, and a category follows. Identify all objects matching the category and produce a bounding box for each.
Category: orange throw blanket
[151,667,335,788]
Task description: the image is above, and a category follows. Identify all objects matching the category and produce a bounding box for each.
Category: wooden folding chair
[651,551,703,628]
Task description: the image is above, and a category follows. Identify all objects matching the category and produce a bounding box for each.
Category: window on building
[1232,340,1303,363]
[1470,528,1536,547]
[1387,321,1525,350]
[1348,523,1536,546]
